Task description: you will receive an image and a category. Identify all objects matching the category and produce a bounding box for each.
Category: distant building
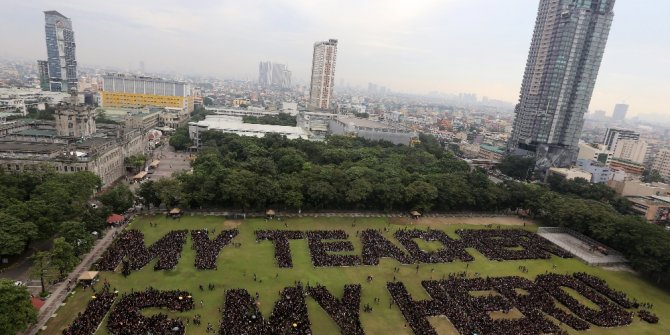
[609,158,645,176]
[608,180,670,197]
[478,144,505,161]
[188,115,308,147]
[603,127,640,151]
[577,142,611,165]
[612,138,647,164]
[627,195,670,224]
[37,60,50,91]
[258,62,292,89]
[612,103,628,121]
[100,74,193,117]
[508,0,616,168]
[652,149,670,181]
[592,110,607,119]
[576,159,612,184]
[546,167,592,182]
[309,39,338,111]
[44,11,78,92]
[329,116,416,146]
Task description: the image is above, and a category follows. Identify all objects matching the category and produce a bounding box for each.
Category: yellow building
[101,74,193,113]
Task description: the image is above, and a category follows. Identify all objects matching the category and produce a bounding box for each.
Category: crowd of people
[256,230,305,268]
[360,229,414,265]
[638,309,659,323]
[97,229,188,272]
[387,272,642,335]
[306,230,361,267]
[572,272,637,308]
[457,229,573,261]
[191,229,239,269]
[535,273,632,327]
[394,228,474,263]
[106,288,193,335]
[62,284,116,335]
[219,286,311,335]
[307,284,364,335]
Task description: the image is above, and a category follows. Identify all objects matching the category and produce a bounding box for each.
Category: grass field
[41,215,669,335]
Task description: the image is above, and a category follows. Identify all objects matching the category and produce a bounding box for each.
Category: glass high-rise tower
[508,0,615,168]
[44,10,77,92]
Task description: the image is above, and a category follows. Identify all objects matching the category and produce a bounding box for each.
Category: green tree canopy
[51,237,78,278]
[0,213,37,256]
[0,279,37,335]
[98,184,134,213]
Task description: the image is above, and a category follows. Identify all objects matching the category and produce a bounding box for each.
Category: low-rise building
[576,159,612,183]
[609,158,645,176]
[188,115,309,147]
[546,167,592,182]
[477,144,504,161]
[328,116,416,145]
[627,195,670,224]
[577,142,611,165]
[608,180,670,197]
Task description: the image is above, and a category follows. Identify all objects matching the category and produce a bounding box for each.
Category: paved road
[22,224,124,335]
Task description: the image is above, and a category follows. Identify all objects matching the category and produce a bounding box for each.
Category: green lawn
[41,215,669,335]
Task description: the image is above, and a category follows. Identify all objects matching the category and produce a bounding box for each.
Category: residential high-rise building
[37,60,50,91]
[612,103,628,121]
[508,0,615,168]
[258,62,291,89]
[603,127,640,151]
[44,11,77,92]
[308,39,338,111]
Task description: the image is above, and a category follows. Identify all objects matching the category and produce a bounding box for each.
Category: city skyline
[1,0,669,117]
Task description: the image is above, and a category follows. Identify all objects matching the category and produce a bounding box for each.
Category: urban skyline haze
[1,0,668,117]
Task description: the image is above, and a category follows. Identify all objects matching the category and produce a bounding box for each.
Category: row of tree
[138,131,670,285]
[0,169,105,257]
[242,113,297,126]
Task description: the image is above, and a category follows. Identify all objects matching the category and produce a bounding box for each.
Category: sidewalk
[22,225,123,335]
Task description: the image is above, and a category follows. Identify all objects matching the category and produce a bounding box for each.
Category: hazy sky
[1,0,668,117]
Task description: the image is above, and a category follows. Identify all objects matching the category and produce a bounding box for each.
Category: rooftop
[15,129,58,138]
[479,144,505,154]
[0,141,64,153]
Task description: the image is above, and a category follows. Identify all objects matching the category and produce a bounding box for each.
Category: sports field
[41,215,669,335]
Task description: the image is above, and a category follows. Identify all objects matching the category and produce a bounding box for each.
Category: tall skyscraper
[508,0,615,168]
[37,60,50,91]
[258,61,291,89]
[308,39,338,111]
[612,103,628,121]
[44,11,78,92]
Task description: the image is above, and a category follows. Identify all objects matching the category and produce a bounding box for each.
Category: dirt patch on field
[390,216,536,227]
[223,220,243,228]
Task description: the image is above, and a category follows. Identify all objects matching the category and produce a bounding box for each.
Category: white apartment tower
[309,39,338,111]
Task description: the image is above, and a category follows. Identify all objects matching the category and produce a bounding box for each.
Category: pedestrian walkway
[23,225,124,335]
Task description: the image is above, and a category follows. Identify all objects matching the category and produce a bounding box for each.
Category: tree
[0,213,37,256]
[643,169,664,183]
[98,184,134,213]
[405,180,438,211]
[59,221,94,256]
[154,178,184,208]
[169,127,192,151]
[51,237,78,278]
[0,279,37,335]
[137,180,162,208]
[124,154,147,172]
[498,155,535,180]
[30,251,54,294]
